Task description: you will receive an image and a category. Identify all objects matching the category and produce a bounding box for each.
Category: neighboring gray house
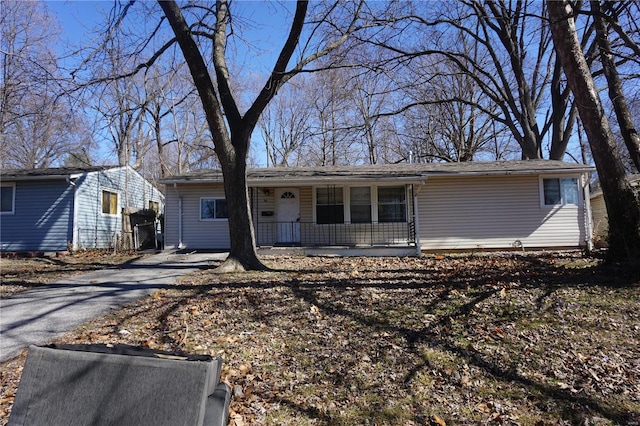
[0,166,164,252]
[160,160,594,256]
[590,174,640,246]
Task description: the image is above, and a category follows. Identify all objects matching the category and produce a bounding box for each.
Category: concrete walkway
[0,251,227,362]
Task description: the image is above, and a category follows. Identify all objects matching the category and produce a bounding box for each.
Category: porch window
[1,183,15,214]
[200,198,228,220]
[378,186,406,222]
[542,178,579,206]
[316,186,344,224]
[350,187,371,223]
[101,190,118,215]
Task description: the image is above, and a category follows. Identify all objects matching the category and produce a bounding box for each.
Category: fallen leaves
[1,252,639,425]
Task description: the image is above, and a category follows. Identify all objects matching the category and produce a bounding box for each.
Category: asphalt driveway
[0,251,226,362]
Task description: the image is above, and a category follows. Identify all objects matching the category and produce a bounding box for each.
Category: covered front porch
[249,184,420,256]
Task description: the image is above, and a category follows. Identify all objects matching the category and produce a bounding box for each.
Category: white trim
[582,174,594,251]
[199,197,228,221]
[413,185,422,257]
[312,184,409,225]
[71,179,80,250]
[0,182,16,215]
[539,175,581,208]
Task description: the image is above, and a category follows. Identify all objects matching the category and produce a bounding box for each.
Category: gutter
[159,168,597,187]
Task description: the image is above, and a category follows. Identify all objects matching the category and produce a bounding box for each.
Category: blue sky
[44,1,297,167]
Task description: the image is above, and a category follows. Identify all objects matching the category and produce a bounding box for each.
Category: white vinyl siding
[164,184,230,250]
[418,174,586,250]
[541,177,579,206]
[200,198,228,220]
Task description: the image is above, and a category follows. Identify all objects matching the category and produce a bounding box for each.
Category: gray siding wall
[164,183,229,250]
[0,180,73,251]
[417,174,588,250]
[165,176,588,252]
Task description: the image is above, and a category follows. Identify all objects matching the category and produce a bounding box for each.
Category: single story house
[159,160,594,256]
[590,174,640,246]
[0,166,164,252]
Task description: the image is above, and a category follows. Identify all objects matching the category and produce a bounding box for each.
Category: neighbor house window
[149,200,159,213]
[200,198,228,220]
[350,187,371,223]
[378,186,406,222]
[101,190,118,215]
[542,178,579,206]
[0,183,15,214]
[316,186,344,224]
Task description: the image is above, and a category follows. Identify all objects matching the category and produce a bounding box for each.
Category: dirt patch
[1,252,639,425]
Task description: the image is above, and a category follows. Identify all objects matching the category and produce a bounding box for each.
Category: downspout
[582,173,594,253]
[174,183,184,249]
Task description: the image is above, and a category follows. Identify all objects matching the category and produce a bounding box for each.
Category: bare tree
[258,77,313,167]
[363,0,582,161]
[397,51,508,162]
[548,0,640,261]
[0,0,89,168]
[303,66,359,166]
[92,39,149,167]
[157,0,368,270]
[592,1,640,172]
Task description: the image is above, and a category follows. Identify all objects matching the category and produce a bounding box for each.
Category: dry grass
[1,252,639,425]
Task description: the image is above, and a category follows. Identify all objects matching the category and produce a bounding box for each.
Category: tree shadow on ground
[208,255,639,424]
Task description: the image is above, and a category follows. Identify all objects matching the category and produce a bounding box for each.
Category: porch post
[412,184,422,257]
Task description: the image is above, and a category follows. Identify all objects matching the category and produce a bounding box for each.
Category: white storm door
[275,188,300,244]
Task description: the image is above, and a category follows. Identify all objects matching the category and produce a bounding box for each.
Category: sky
[44,0,296,167]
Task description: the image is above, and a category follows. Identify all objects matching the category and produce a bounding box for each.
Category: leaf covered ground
[1,252,639,425]
[0,251,143,298]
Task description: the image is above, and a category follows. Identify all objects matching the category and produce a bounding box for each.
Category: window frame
[0,182,15,215]
[148,200,160,213]
[349,186,372,224]
[199,197,228,221]
[314,186,345,225]
[313,184,409,225]
[540,176,581,207]
[101,189,119,216]
[377,185,407,223]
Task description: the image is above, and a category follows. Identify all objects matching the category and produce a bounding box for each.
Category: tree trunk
[218,147,266,272]
[592,0,640,173]
[159,0,266,271]
[548,0,640,261]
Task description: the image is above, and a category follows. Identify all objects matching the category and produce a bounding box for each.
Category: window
[200,198,228,220]
[316,186,344,224]
[101,190,118,215]
[378,186,406,222]
[149,200,159,213]
[543,178,579,206]
[350,187,371,223]
[1,183,15,214]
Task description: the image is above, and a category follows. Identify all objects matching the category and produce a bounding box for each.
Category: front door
[276,188,300,244]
